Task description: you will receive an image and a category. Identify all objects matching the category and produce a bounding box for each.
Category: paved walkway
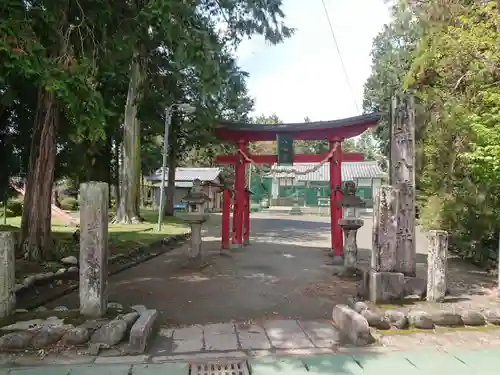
[149,319,339,357]
[3,346,500,374]
[51,214,357,324]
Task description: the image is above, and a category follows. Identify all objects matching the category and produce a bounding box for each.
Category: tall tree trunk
[165,114,179,216]
[113,137,120,209]
[114,51,144,223]
[20,89,59,261]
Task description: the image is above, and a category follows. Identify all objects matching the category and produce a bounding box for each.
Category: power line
[320,0,360,113]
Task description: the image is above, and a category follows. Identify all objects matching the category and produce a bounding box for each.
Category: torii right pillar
[329,137,343,264]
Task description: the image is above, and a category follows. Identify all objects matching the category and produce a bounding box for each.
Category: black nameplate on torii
[276,134,294,166]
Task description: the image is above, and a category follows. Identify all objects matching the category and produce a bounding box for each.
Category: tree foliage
[0,0,293,259]
[364,0,500,265]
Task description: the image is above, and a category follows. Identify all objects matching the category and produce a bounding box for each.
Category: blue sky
[236,0,391,123]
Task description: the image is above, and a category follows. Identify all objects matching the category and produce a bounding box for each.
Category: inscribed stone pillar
[79,182,109,317]
[426,230,448,302]
[0,232,15,317]
[391,95,417,276]
[371,185,399,272]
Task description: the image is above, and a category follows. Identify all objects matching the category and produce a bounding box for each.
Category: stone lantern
[178,179,211,266]
[337,181,365,274]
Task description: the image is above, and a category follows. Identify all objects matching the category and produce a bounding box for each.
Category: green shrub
[60,197,79,211]
[0,207,13,218]
[6,200,23,217]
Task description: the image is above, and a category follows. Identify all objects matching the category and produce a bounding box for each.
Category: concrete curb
[332,304,375,346]
[129,309,159,353]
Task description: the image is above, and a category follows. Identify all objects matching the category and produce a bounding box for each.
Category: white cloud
[236,0,391,122]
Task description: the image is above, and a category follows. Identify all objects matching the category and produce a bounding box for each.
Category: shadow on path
[50,214,499,325]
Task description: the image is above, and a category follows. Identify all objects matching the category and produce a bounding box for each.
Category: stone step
[147,320,340,358]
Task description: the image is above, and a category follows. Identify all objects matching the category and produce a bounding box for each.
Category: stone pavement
[2,347,500,374]
[149,319,339,357]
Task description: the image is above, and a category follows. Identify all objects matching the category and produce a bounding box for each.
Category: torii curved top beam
[214,113,381,142]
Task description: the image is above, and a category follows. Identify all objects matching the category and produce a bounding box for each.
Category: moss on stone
[0,310,84,328]
[376,327,433,335]
[376,324,500,336]
[0,307,128,330]
[373,299,418,310]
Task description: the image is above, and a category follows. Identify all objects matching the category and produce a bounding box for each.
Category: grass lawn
[0,208,189,280]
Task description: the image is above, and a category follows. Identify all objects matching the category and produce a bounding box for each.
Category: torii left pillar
[221,189,231,250]
[232,140,247,248]
[329,138,343,263]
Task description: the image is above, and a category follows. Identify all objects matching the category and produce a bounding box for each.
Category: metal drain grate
[192,360,250,375]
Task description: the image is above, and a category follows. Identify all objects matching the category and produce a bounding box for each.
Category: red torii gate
[214,113,380,260]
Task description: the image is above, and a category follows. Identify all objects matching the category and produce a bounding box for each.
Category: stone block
[79,182,109,317]
[483,310,500,325]
[172,325,202,340]
[171,338,203,353]
[128,309,158,354]
[426,230,448,302]
[407,311,434,329]
[369,272,404,303]
[236,324,271,350]
[360,310,390,330]
[0,232,16,318]
[91,319,127,346]
[331,304,375,346]
[263,320,314,349]
[461,310,486,326]
[204,333,238,351]
[372,185,399,273]
[299,321,340,348]
[384,310,408,329]
[431,312,463,327]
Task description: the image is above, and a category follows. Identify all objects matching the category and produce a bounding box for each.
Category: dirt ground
[49,213,499,325]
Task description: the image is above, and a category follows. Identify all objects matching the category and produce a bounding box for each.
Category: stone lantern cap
[336,180,366,208]
[181,179,210,204]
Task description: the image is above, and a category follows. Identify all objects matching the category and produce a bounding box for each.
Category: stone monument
[391,95,417,276]
[337,181,365,275]
[79,182,109,317]
[0,232,15,317]
[366,185,405,303]
[179,179,210,267]
[427,230,448,302]
[372,185,399,273]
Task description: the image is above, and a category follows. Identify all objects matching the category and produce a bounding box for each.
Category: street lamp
[157,103,196,232]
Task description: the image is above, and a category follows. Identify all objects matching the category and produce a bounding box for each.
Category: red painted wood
[232,141,247,247]
[329,140,337,254]
[243,191,250,245]
[333,140,343,257]
[215,121,375,142]
[215,152,364,165]
[222,189,231,249]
